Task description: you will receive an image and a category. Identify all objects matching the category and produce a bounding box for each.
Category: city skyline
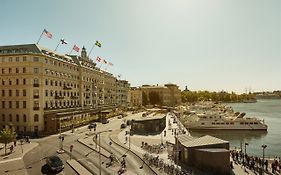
[1,0,280,93]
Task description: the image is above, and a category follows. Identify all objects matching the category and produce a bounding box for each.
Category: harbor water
[189,99,281,158]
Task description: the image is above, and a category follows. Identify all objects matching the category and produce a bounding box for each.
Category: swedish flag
[95,41,101,47]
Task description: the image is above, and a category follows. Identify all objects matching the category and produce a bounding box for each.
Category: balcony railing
[55,95,64,99]
[70,96,79,99]
[33,84,39,87]
[33,95,39,99]
[33,106,40,110]
[63,86,72,90]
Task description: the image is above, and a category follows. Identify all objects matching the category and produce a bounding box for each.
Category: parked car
[101,119,109,124]
[120,123,126,129]
[46,155,64,172]
[88,123,96,129]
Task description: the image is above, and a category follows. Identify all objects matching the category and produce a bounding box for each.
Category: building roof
[177,134,195,143]
[181,135,229,148]
[195,148,229,153]
[133,114,166,121]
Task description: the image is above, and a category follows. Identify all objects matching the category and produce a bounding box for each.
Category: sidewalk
[0,141,38,163]
[67,159,92,175]
[0,141,38,175]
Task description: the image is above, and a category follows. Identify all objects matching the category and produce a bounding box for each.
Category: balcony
[33,106,40,110]
[70,96,79,99]
[33,95,39,99]
[55,95,64,99]
[33,84,39,87]
[63,86,72,90]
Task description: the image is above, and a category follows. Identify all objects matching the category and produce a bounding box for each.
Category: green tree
[0,126,16,155]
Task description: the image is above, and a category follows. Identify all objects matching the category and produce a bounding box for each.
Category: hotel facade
[0,44,129,136]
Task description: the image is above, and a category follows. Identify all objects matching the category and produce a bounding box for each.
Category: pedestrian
[13,139,16,147]
[10,145,13,154]
[164,130,166,137]
[230,161,234,169]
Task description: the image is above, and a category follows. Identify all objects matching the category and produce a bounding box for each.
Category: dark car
[46,155,64,172]
[88,123,96,129]
[120,123,126,129]
[101,119,109,124]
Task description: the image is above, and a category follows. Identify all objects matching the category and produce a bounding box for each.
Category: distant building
[0,44,129,136]
[140,84,181,107]
[129,87,143,107]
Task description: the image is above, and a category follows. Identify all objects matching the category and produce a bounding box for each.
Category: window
[9,114,12,122]
[23,114,27,122]
[16,90,19,96]
[45,90,48,96]
[34,68,39,73]
[2,90,5,96]
[23,67,26,73]
[23,56,26,61]
[16,68,19,73]
[34,78,39,86]
[9,90,12,96]
[16,79,19,85]
[9,57,12,62]
[23,101,26,108]
[9,80,12,85]
[45,79,48,85]
[9,101,12,108]
[2,80,5,85]
[2,101,5,108]
[9,68,12,73]
[34,114,39,122]
[23,79,26,85]
[23,89,26,96]
[16,114,19,122]
[16,101,19,108]
[33,57,39,62]
[16,57,19,62]
[2,114,5,122]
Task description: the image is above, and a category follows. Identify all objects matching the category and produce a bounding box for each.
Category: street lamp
[262,144,267,173]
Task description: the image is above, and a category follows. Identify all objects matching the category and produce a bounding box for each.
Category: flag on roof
[73,44,80,52]
[43,29,53,39]
[60,39,68,44]
[95,41,101,48]
[103,59,107,64]
[108,62,113,66]
[96,56,102,62]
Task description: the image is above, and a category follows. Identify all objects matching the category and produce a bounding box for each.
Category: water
[189,99,281,158]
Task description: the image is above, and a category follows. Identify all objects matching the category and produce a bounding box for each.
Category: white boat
[181,111,267,131]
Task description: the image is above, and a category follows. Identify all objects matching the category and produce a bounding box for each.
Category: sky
[0,0,280,93]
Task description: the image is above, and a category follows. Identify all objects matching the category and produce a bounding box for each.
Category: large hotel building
[0,44,129,136]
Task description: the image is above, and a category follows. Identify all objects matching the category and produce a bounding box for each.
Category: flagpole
[36,30,44,44]
[55,40,61,51]
[69,49,73,55]
[88,44,95,58]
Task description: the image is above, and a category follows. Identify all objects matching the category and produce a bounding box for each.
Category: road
[23,112,155,175]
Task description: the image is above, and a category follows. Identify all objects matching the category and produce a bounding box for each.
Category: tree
[0,126,16,155]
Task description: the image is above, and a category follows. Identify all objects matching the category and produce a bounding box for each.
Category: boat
[181,112,267,131]
[179,102,267,131]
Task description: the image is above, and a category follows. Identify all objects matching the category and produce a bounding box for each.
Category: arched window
[34,114,39,122]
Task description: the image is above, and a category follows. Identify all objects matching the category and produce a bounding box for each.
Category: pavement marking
[0,157,22,164]
[87,161,93,165]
